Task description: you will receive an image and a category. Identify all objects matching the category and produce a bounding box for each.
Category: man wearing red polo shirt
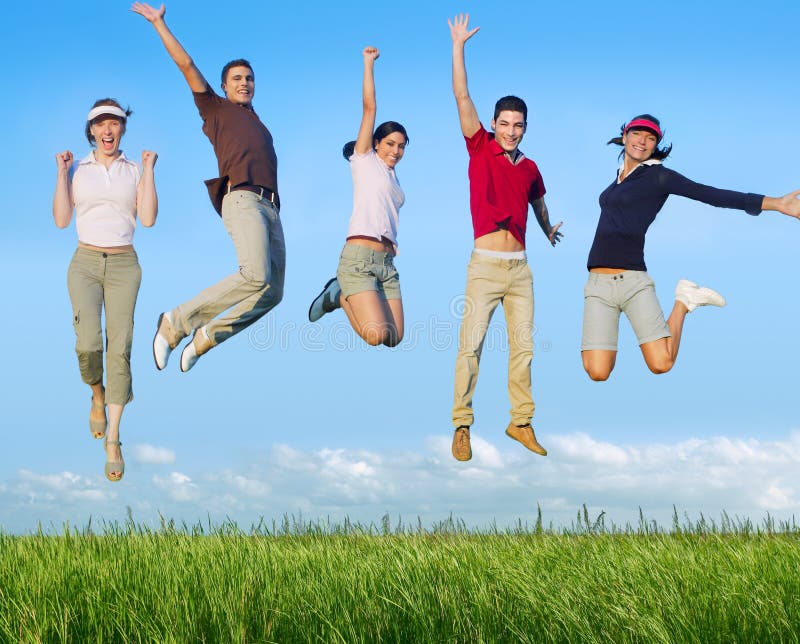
[448,14,563,462]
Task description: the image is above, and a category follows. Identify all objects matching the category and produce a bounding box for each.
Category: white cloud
[2,430,800,532]
[132,444,176,465]
[152,471,197,502]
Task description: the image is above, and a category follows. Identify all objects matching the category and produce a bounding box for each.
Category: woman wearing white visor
[53,99,158,481]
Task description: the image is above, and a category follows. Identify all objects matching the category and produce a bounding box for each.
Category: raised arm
[353,47,379,155]
[448,13,480,138]
[762,190,800,219]
[137,150,159,227]
[531,197,563,247]
[131,3,208,92]
[52,151,74,228]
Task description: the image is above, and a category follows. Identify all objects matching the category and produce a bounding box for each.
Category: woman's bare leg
[341,291,396,346]
[639,301,689,374]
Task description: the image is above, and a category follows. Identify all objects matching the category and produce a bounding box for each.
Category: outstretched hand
[448,13,479,45]
[131,2,165,22]
[363,46,380,62]
[55,151,73,172]
[549,222,564,247]
[778,189,800,219]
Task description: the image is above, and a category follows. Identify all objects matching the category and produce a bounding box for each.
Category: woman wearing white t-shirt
[53,98,158,481]
[308,47,408,347]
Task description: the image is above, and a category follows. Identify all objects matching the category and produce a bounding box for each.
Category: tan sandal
[104,439,125,482]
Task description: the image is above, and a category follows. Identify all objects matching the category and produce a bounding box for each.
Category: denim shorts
[336,243,401,300]
[581,270,670,351]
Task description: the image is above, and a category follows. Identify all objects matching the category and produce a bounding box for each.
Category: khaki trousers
[67,247,141,405]
[452,252,535,428]
[171,190,286,346]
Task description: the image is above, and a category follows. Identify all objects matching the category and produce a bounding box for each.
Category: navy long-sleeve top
[587,161,764,271]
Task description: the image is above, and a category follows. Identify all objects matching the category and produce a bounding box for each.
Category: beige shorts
[582,270,670,351]
[336,243,401,300]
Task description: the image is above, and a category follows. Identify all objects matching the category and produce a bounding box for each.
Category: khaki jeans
[452,252,535,428]
[171,190,286,345]
[67,247,141,405]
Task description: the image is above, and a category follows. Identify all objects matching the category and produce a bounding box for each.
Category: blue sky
[1,0,798,532]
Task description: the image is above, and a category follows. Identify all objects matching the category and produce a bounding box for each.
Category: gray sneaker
[308,278,341,322]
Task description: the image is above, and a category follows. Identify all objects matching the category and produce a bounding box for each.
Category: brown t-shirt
[193,84,278,215]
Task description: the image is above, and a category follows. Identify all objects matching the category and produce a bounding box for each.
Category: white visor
[87,105,127,122]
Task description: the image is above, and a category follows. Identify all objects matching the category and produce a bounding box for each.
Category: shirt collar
[78,150,129,166]
[488,135,526,165]
[617,157,661,183]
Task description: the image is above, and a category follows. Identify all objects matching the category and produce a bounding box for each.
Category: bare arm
[131,3,208,92]
[52,151,74,228]
[354,47,379,155]
[137,151,159,227]
[448,13,480,138]
[762,190,800,219]
[531,197,563,247]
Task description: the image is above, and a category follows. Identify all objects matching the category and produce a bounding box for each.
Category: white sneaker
[180,326,213,373]
[308,278,341,322]
[675,279,726,313]
[153,312,182,371]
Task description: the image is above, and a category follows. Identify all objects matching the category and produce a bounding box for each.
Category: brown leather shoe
[451,426,472,461]
[505,423,547,456]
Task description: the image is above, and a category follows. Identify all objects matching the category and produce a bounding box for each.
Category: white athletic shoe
[675,279,726,313]
[180,326,213,373]
[308,278,341,322]
[153,311,182,371]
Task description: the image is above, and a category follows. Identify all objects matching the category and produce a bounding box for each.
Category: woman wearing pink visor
[581,114,800,381]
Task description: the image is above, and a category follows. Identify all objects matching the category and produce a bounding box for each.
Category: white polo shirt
[345,149,404,250]
[72,151,140,247]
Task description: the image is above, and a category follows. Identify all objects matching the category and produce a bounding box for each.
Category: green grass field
[2,510,798,643]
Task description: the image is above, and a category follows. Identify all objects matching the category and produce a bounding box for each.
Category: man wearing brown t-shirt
[134,2,285,372]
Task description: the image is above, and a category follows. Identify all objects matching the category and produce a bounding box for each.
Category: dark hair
[493,95,527,122]
[607,113,672,160]
[342,121,409,161]
[221,59,254,85]
[85,98,132,146]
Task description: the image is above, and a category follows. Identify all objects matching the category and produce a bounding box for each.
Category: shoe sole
[308,277,337,322]
[153,313,167,371]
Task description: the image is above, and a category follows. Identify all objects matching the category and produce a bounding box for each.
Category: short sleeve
[465,124,488,155]
[192,83,222,120]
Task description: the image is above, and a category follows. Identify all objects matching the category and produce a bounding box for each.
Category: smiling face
[90,117,124,159]
[374,131,407,168]
[222,65,255,106]
[491,110,526,153]
[622,128,658,163]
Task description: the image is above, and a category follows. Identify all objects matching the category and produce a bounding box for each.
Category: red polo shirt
[466,124,546,248]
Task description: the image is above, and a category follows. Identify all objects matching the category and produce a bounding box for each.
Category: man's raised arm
[448,13,481,138]
[132,3,208,93]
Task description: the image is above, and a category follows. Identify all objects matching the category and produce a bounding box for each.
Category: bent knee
[585,366,612,382]
[646,357,674,375]
[362,329,386,346]
[240,266,270,289]
[383,332,403,348]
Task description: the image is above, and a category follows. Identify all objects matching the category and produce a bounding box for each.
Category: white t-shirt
[345,149,404,250]
[72,151,140,247]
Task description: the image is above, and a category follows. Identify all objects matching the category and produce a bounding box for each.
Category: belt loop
[258,187,264,199]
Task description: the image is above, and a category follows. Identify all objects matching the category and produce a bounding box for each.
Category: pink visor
[625,118,663,140]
